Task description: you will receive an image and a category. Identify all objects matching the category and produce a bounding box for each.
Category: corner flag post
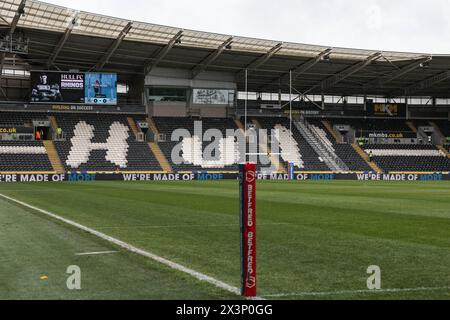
[239,162,257,298]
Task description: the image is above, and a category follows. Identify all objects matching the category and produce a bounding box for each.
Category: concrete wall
[145,67,236,118]
[148,102,187,117]
[145,67,237,90]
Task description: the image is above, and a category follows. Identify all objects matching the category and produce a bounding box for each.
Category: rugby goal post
[239,163,257,297]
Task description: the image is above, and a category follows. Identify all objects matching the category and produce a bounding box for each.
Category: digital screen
[30,72,117,105]
[85,73,117,105]
[31,72,85,103]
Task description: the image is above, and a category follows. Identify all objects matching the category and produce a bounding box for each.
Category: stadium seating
[274,124,304,169]
[433,120,450,137]
[306,119,372,171]
[255,117,329,171]
[153,117,241,171]
[343,118,413,134]
[0,111,48,127]
[54,114,161,171]
[0,141,53,171]
[0,110,448,173]
[364,144,450,172]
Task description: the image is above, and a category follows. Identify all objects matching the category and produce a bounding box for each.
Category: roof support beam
[0,53,8,100]
[10,0,26,35]
[237,42,283,77]
[0,53,5,77]
[191,36,233,79]
[258,48,332,91]
[291,48,332,82]
[47,14,80,68]
[403,70,450,96]
[144,30,183,74]
[365,56,432,89]
[305,51,382,94]
[94,21,133,71]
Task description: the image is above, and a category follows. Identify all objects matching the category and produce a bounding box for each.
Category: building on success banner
[30,71,117,105]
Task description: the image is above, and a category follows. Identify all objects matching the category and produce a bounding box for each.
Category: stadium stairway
[234,119,245,132]
[49,115,58,135]
[251,119,286,173]
[437,145,450,158]
[147,117,172,172]
[406,121,418,133]
[43,140,65,173]
[147,117,160,137]
[149,142,173,172]
[351,143,382,173]
[294,120,345,171]
[322,120,343,143]
[127,117,141,137]
[430,121,446,144]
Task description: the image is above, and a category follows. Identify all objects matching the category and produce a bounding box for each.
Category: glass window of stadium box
[148,87,187,102]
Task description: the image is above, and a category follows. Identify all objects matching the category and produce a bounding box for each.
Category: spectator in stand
[56,127,62,140]
[369,150,373,162]
[35,130,41,141]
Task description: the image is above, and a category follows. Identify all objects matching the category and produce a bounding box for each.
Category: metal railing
[53,131,67,142]
[296,118,349,171]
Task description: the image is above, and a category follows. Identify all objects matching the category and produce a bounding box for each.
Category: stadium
[0,0,449,303]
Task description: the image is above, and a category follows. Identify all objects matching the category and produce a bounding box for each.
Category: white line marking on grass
[262,286,450,298]
[75,251,118,256]
[0,193,243,298]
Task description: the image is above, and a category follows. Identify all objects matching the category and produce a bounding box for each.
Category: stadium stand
[255,117,330,171]
[306,119,373,171]
[53,114,161,171]
[0,140,53,171]
[433,120,450,137]
[153,117,240,171]
[0,111,49,127]
[0,1,449,175]
[364,144,450,172]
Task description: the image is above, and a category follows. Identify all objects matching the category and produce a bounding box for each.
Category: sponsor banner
[0,103,145,114]
[0,173,66,183]
[361,131,416,139]
[0,126,34,134]
[353,172,450,181]
[239,163,257,297]
[193,89,234,105]
[1,172,450,183]
[366,102,406,118]
[31,72,117,105]
[51,104,96,112]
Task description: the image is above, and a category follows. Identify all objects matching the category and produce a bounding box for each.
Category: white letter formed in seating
[66,121,130,168]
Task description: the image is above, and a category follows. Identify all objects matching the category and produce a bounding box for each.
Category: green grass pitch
[1,180,450,300]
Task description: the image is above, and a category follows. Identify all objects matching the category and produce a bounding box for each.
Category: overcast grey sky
[43,0,450,54]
